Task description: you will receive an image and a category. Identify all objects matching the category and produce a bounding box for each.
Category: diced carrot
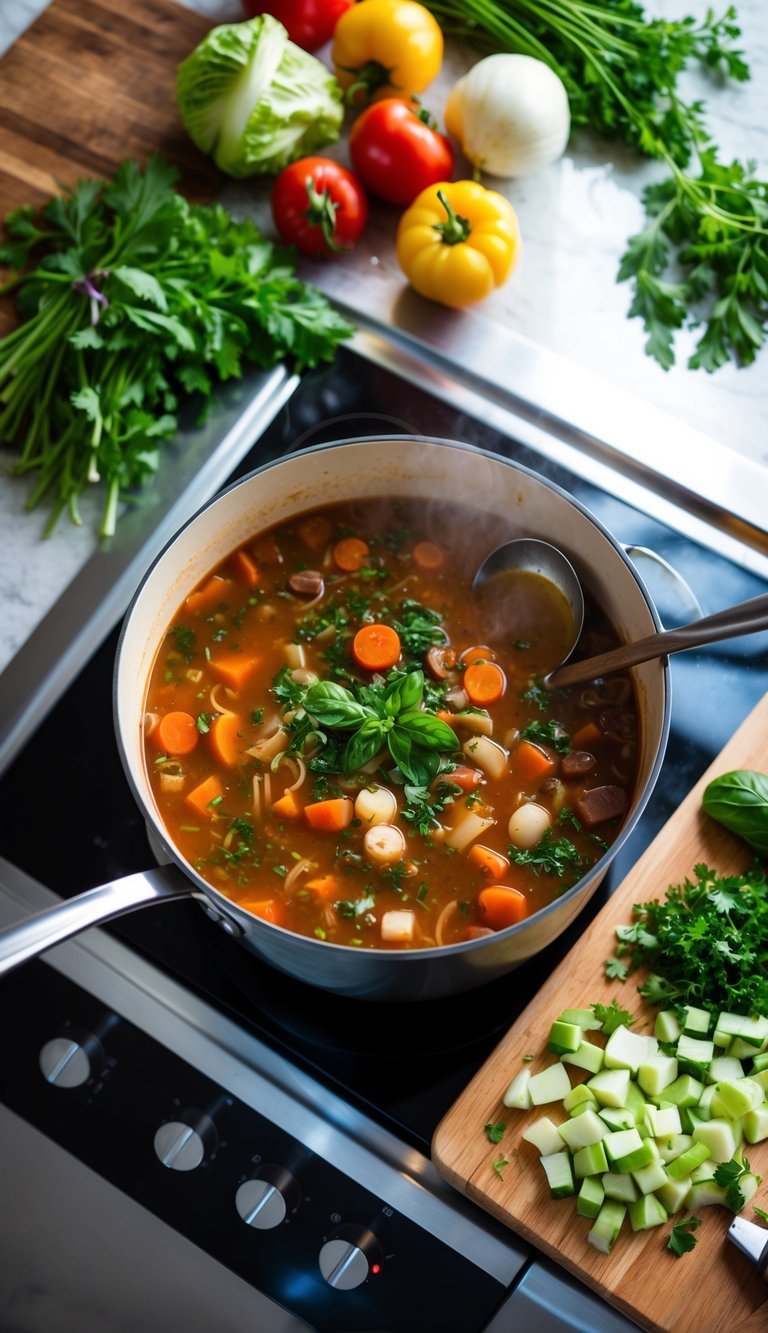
[185,576,234,617]
[464,661,507,706]
[572,721,602,749]
[185,775,224,816]
[304,797,354,831]
[468,844,510,879]
[155,711,198,756]
[450,764,484,792]
[460,644,496,666]
[512,739,556,784]
[209,654,260,691]
[231,549,260,589]
[271,789,303,819]
[304,874,341,899]
[412,540,444,570]
[333,537,369,572]
[299,515,333,549]
[436,709,455,725]
[352,623,401,671]
[209,713,242,766]
[477,885,527,930]
[241,899,284,926]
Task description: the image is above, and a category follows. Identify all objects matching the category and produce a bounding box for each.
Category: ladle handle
[547,591,768,690]
[0,865,191,979]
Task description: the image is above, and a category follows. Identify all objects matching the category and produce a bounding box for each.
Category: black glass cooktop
[2,348,767,1155]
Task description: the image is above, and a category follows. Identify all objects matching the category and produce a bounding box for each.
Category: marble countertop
[1,0,767,675]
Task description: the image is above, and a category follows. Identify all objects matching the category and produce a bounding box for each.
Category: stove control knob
[235,1165,300,1231]
[154,1109,217,1172]
[319,1226,382,1291]
[39,1031,104,1089]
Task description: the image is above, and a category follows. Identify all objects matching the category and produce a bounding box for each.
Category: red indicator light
[371,1264,381,1275]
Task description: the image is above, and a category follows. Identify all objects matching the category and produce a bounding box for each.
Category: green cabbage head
[176,16,344,177]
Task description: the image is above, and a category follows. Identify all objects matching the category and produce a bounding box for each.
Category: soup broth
[143,499,639,950]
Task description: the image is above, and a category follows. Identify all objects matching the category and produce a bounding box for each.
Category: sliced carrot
[209,654,260,691]
[413,540,444,570]
[185,774,224,816]
[241,899,284,926]
[468,844,511,879]
[572,721,602,749]
[477,885,527,930]
[352,623,401,672]
[304,797,354,831]
[333,536,369,572]
[155,711,198,756]
[304,874,341,899]
[436,709,455,726]
[271,789,303,819]
[464,661,507,706]
[231,548,260,589]
[450,764,484,792]
[209,713,242,767]
[299,515,333,549]
[460,644,496,666]
[512,738,556,784]
[185,576,234,617]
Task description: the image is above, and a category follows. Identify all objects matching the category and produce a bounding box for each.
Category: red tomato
[271,158,368,259]
[349,99,454,207]
[241,0,353,50]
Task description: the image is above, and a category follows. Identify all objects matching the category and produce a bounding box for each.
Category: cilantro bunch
[0,156,352,534]
[611,862,768,1014]
[301,670,459,785]
[422,0,767,371]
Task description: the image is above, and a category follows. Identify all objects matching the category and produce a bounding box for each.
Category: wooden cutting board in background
[0,0,220,333]
[432,691,768,1333]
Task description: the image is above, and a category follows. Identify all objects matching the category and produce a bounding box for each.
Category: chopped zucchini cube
[682,1005,711,1037]
[742,1105,768,1145]
[558,1110,608,1152]
[503,1068,532,1110]
[660,1075,704,1109]
[665,1141,711,1179]
[692,1119,740,1163]
[529,1063,572,1106]
[632,1157,669,1195]
[644,1104,682,1139]
[573,1141,609,1178]
[604,1025,658,1074]
[686,1179,728,1209]
[750,1052,768,1074]
[587,1068,630,1109]
[577,1176,605,1219]
[705,1056,744,1085]
[733,1173,760,1211]
[676,1034,715,1078]
[559,1007,603,1031]
[616,1138,658,1173]
[602,1172,638,1203]
[548,1020,583,1056]
[624,1079,650,1127]
[563,1084,596,1115]
[540,1150,575,1199]
[657,1134,693,1164]
[522,1116,565,1157]
[749,1070,768,1094]
[655,1010,681,1044]
[604,1128,643,1164]
[638,1055,678,1098]
[714,1013,768,1050]
[587,1201,626,1254]
[628,1193,668,1230]
[561,1040,605,1075]
[710,1079,764,1119]
[657,1175,692,1215]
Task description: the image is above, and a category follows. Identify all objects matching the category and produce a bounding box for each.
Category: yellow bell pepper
[331,0,443,106]
[396,181,522,307]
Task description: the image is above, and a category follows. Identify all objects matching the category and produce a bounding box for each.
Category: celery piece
[561,1040,605,1075]
[615,1139,658,1173]
[632,1158,669,1195]
[577,1176,605,1219]
[629,1193,668,1230]
[547,1020,583,1056]
[665,1141,711,1179]
[558,1110,608,1153]
[602,1172,638,1204]
[682,1006,711,1037]
[540,1151,575,1199]
[660,1075,704,1109]
[573,1141,609,1179]
[587,1201,626,1253]
[563,1084,596,1115]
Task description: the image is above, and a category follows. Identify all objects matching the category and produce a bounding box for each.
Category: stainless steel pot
[0,437,670,998]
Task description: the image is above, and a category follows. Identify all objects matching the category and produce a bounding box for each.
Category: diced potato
[381,910,416,943]
[508,802,551,849]
[364,825,406,865]
[463,736,507,780]
[451,709,493,736]
[443,809,495,851]
[284,642,306,670]
[355,786,398,826]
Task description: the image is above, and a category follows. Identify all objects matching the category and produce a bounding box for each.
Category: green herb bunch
[301,669,459,785]
[0,155,352,534]
[421,0,767,371]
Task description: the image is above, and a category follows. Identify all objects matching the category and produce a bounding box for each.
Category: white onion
[445,54,570,179]
[508,802,551,849]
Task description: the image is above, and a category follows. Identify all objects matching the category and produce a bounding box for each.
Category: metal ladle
[473,538,768,689]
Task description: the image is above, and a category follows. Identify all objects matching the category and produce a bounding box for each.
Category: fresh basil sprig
[303,670,458,785]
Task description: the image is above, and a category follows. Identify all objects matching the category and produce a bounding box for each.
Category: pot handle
[623,544,703,627]
[0,864,191,980]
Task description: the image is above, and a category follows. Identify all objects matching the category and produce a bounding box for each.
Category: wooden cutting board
[0,0,220,334]
[433,691,768,1333]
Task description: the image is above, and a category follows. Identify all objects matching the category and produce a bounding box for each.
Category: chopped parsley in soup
[144,500,639,949]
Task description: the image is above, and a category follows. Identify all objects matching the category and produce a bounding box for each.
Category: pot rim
[114,434,671,963]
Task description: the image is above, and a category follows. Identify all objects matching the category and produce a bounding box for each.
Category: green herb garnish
[492,1156,509,1180]
[667,1217,701,1257]
[485,1121,507,1144]
[508,830,583,880]
[591,1000,636,1036]
[521,719,571,753]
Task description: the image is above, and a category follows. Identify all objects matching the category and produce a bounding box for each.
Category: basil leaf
[398,668,424,713]
[395,710,459,751]
[703,770,768,855]
[388,729,440,786]
[304,681,372,730]
[343,718,387,771]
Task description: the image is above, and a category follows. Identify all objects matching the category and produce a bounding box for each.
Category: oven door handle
[0,865,191,978]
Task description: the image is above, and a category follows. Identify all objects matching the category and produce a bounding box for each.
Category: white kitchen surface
[1,0,767,673]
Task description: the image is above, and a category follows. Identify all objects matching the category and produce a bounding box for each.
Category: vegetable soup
[143,499,640,950]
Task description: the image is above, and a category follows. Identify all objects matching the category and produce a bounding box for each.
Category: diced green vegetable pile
[495,1001,767,1256]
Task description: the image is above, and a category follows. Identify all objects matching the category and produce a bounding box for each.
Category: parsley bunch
[0,156,352,534]
[611,862,768,1014]
[421,0,767,371]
